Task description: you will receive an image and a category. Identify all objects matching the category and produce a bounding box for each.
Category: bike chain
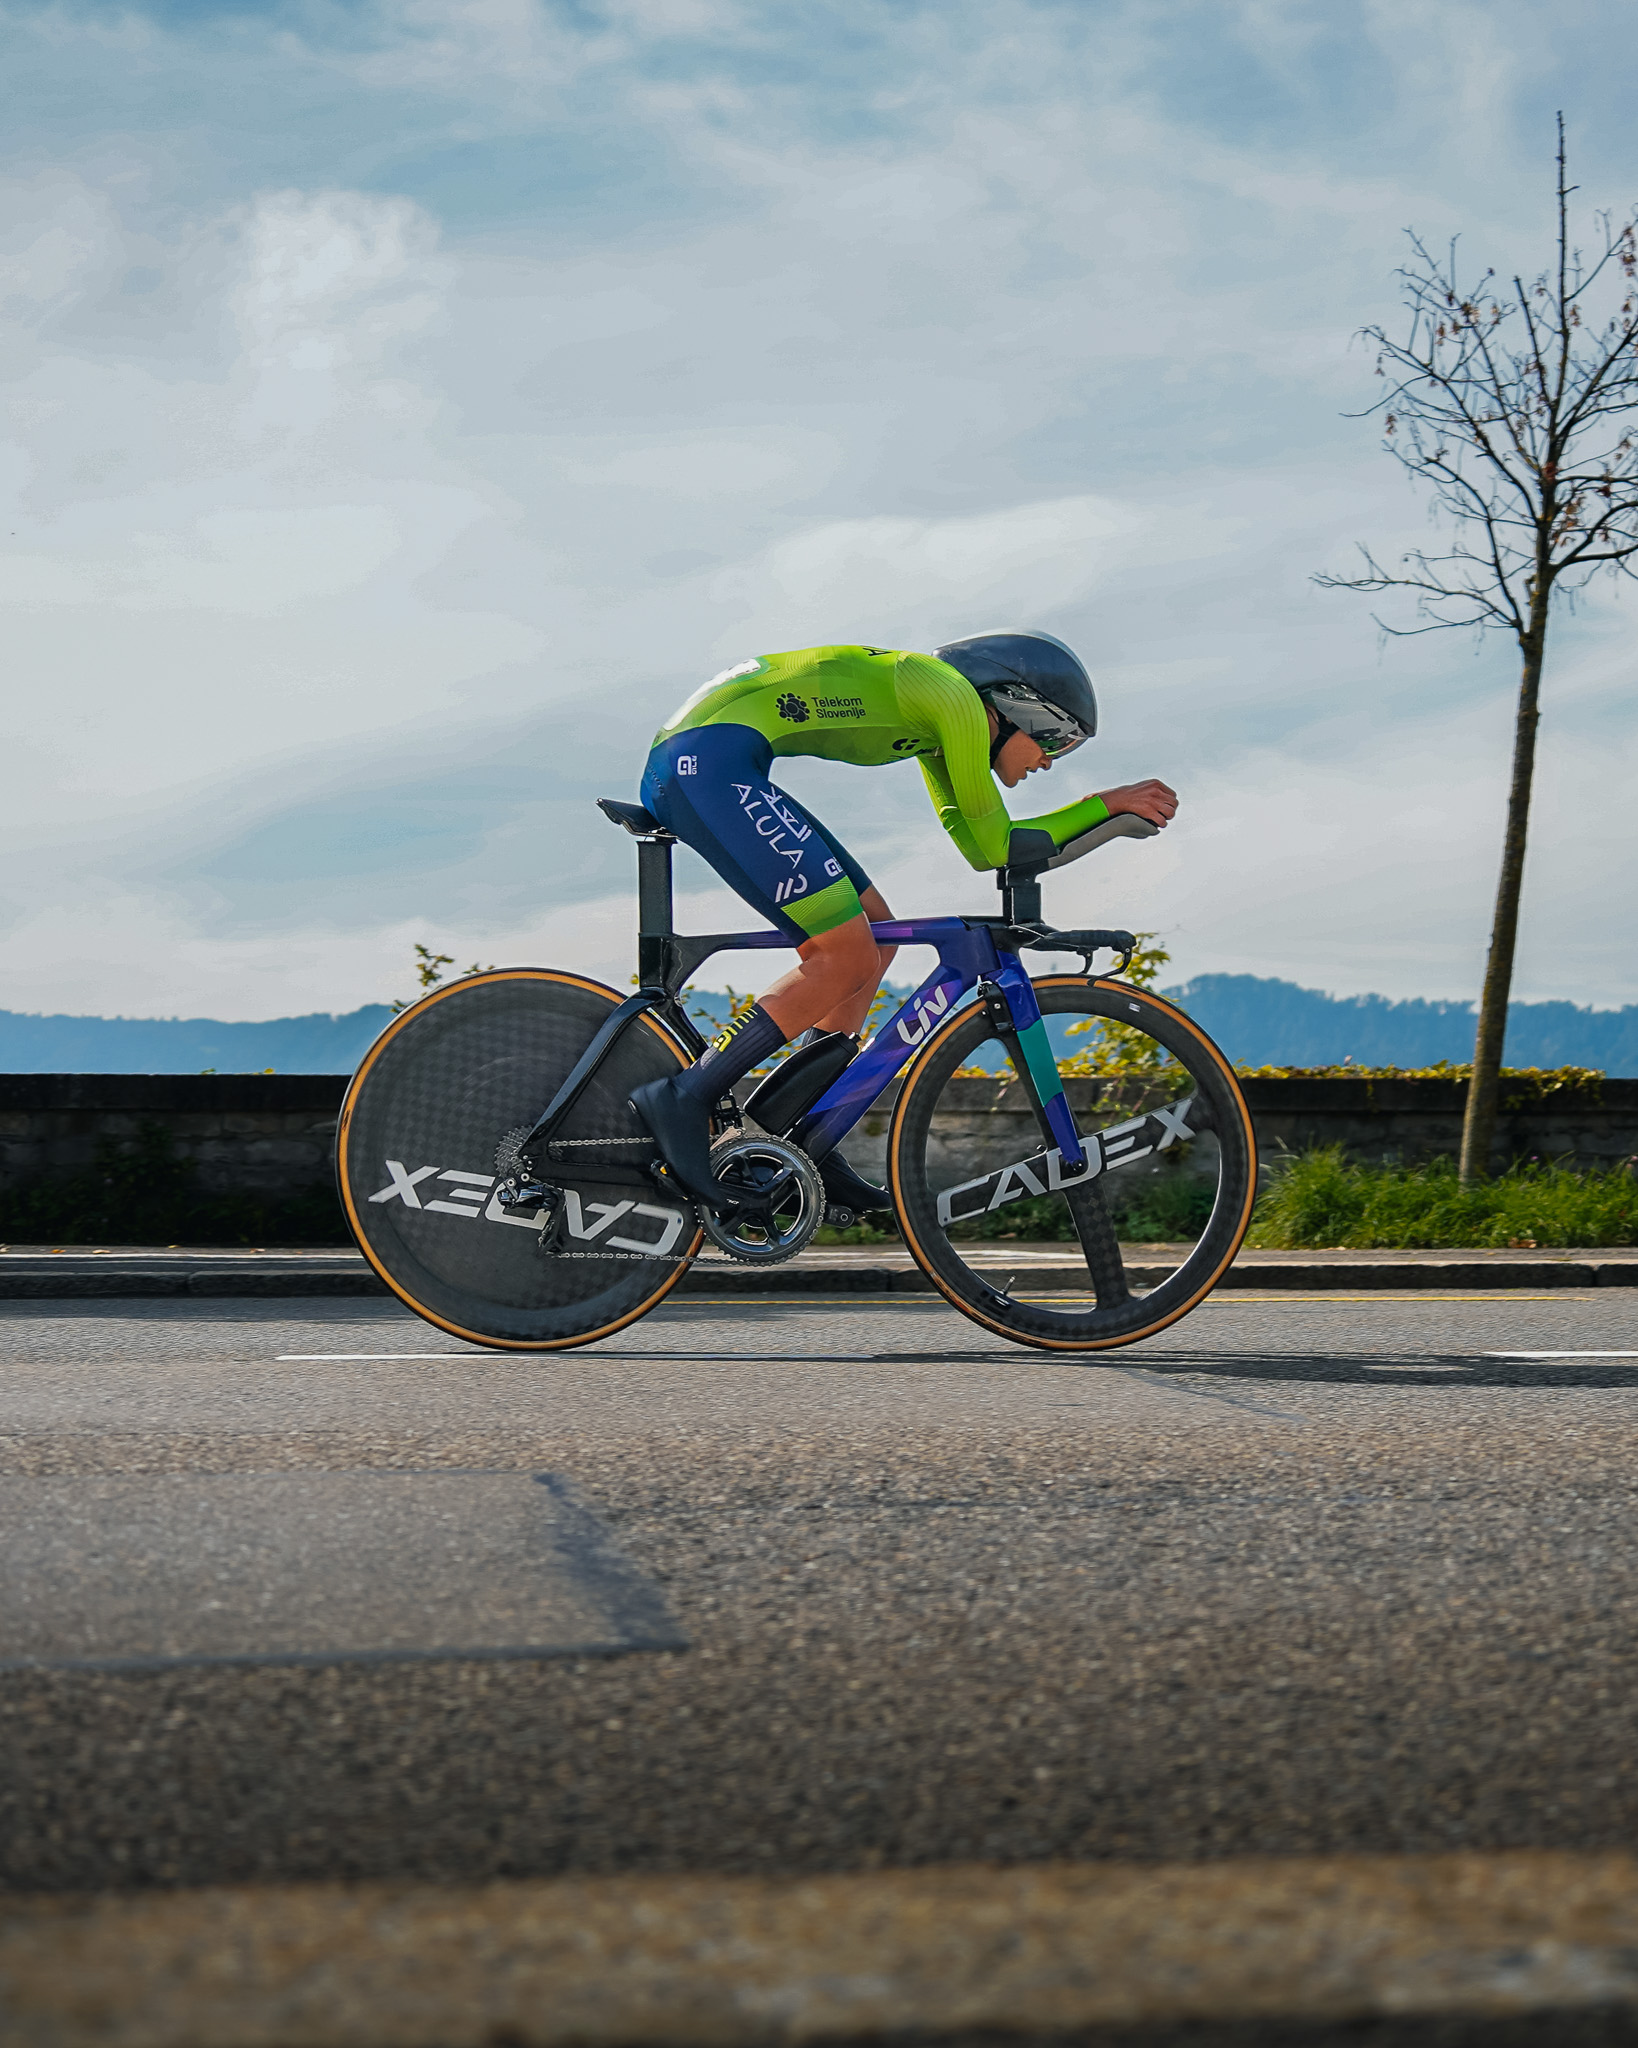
[547,1248,698,1263]
[526,1135,826,1269]
[544,1136,657,1150]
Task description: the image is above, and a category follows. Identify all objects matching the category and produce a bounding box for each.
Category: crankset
[698,1131,825,1265]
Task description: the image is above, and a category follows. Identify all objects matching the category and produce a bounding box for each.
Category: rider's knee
[856,888,896,975]
[808,913,880,987]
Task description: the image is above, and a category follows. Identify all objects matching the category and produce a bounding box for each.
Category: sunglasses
[988,687,1091,762]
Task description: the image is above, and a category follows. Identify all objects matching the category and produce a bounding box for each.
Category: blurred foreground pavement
[6,1288,1638,2043]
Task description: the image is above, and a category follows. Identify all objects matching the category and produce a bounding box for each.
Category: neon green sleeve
[899,653,1111,870]
[917,751,995,868]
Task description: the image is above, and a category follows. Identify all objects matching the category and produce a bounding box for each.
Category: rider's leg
[760,886,898,1040]
[825,884,897,1033]
[754,885,899,1214]
[634,729,889,1200]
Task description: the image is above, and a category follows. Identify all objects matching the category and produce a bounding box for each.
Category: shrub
[1232,1061,1605,1099]
[1247,1146,1638,1250]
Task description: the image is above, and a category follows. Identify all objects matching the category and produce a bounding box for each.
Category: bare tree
[1318,117,1638,1182]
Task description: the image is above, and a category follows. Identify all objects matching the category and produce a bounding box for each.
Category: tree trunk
[1459,616,1547,1185]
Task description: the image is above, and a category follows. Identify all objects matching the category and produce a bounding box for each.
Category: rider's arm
[898,653,1111,871]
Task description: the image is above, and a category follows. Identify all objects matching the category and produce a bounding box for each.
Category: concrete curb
[6,1851,1638,2045]
[2,1246,1637,1300]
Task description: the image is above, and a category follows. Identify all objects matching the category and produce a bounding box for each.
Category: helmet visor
[985,684,1091,759]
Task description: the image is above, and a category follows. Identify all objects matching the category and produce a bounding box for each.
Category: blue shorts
[641,725,875,943]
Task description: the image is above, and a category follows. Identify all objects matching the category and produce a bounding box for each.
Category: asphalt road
[3,1286,1638,1896]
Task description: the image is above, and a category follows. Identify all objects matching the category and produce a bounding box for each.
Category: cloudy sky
[3,0,1635,1020]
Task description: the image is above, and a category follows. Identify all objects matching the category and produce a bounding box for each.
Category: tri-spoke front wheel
[887,976,1257,1351]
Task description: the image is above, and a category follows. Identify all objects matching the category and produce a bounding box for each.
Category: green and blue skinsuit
[641,645,1111,942]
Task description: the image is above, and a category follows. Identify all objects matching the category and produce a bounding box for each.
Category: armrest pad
[1005,827,1058,870]
[1044,812,1159,870]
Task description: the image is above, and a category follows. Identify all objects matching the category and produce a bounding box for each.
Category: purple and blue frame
[683,914,1087,1170]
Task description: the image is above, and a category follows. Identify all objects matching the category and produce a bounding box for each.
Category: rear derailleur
[491,1128,563,1235]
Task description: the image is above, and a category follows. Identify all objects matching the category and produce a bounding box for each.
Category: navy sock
[677,1002,788,1104]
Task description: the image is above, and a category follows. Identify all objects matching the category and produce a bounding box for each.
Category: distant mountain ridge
[1167,976,1638,1072]
[0,978,1634,1074]
[0,1006,397,1075]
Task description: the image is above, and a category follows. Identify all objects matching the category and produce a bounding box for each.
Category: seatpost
[636,832,676,990]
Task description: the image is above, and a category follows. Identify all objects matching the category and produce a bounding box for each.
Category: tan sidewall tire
[337,969,703,1351]
[887,975,1257,1352]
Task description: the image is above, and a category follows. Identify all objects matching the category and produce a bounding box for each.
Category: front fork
[985,955,1130,1306]
[983,957,1087,1169]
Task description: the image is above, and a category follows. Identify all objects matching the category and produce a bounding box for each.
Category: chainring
[700,1132,826,1265]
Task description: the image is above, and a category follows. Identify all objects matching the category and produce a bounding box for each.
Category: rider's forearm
[1015,792,1111,850]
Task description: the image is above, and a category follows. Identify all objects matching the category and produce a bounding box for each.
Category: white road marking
[1485,1350,1638,1359]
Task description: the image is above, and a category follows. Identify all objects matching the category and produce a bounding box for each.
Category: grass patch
[1247,1146,1638,1250]
[0,1121,350,1247]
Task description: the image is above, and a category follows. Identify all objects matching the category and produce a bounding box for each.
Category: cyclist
[631,630,1177,1207]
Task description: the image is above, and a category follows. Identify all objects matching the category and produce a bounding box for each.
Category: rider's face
[988,714,1051,789]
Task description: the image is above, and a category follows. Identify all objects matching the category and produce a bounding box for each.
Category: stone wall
[1243,1073,1638,1174]
[0,1075,343,1201]
[2,1072,1634,1226]
[830,1073,1638,1186]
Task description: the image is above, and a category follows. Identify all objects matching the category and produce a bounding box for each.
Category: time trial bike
[335,800,1257,1353]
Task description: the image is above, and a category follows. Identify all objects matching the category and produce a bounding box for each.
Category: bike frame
[517,815,1136,1185]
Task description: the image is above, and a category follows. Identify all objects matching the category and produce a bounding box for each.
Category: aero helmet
[932,629,1098,764]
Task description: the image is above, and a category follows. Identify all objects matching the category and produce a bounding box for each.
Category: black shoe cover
[630,1075,726,1208]
[819,1150,890,1214]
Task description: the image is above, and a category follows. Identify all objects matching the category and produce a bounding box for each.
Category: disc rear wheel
[887,976,1256,1351]
[337,970,703,1349]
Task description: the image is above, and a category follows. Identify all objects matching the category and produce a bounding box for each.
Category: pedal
[824,1204,857,1230]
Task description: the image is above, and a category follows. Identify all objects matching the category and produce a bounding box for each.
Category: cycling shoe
[630,1076,741,1211]
[819,1150,891,1215]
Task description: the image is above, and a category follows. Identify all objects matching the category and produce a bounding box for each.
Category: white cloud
[711,497,1153,650]
[0,503,404,611]
[1,0,1635,1025]
[0,171,120,314]
[556,426,841,502]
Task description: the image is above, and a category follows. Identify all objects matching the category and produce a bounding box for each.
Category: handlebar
[1022,925,1139,972]
[995,810,1160,939]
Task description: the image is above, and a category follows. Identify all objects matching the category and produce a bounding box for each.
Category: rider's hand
[1096,779,1178,828]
